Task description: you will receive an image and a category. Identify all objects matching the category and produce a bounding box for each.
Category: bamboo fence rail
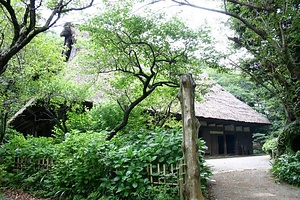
[14,158,184,196]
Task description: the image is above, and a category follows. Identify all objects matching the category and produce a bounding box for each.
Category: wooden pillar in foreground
[178,74,204,200]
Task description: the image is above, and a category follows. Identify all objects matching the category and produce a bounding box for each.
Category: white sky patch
[45,0,245,65]
[133,0,233,58]
[47,0,230,38]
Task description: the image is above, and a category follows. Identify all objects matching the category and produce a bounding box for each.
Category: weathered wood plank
[178,74,204,200]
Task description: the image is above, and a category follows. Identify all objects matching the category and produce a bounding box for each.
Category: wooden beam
[178,74,204,200]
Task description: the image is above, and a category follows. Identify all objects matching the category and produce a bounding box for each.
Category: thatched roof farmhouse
[195,84,270,125]
[193,84,270,156]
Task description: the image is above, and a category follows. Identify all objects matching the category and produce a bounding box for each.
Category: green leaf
[126,170,132,176]
[113,176,121,182]
[132,182,138,188]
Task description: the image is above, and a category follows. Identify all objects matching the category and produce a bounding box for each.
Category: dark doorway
[226,135,236,154]
[218,135,224,154]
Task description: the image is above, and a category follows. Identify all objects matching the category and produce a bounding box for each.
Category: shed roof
[7,98,36,125]
[194,84,271,125]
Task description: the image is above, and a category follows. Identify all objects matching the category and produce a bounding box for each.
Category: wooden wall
[199,119,255,156]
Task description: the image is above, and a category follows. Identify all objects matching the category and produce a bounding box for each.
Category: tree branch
[169,0,267,39]
[0,0,20,45]
[60,0,94,13]
[229,58,275,95]
[227,0,273,12]
[0,0,95,76]
[106,71,177,140]
[28,0,37,32]
[107,84,157,140]
[278,20,298,78]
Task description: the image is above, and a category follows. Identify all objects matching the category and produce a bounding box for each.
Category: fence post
[178,74,204,200]
[179,160,184,200]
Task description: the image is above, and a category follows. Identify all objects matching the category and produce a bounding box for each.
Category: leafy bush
[49,131,105,198]
[253,133,268,144]
[66,103,124,133]
[1,128,211,199]
[272,151,300,186]
[65,103,151,134]
[262,137,277,156]
[0,133,55,195]
[0,163,9,186]
[100,129,183,199]
[253,133,269,154]
[132,185,179,200]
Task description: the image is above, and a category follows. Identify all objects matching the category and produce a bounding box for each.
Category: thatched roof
[7,98,36,125]
[194,84,271,125]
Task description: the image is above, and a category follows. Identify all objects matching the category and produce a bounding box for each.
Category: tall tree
[148,0,300,155]
[79,1,217,139]
[0,0,94,76]
[0,33,66,143]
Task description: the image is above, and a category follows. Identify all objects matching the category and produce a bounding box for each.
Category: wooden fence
[147,162,185,198]
[14,158,184,185]
[147,162,184,185]
[14,158,185,198]
[14,157,54,171]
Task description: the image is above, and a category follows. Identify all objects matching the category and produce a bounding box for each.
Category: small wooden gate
[14,157,53,171]
[147,162,185,198]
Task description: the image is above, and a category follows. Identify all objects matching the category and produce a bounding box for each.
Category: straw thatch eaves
[194,84,271,125]
[7,98,36,125]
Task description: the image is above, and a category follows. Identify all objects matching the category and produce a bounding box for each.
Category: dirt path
[205,155,300,200]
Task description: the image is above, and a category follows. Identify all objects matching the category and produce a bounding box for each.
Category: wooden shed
[8,98,92,137]
[194,84,271,156]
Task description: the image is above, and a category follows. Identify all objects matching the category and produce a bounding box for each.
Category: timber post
[178,74,204,200]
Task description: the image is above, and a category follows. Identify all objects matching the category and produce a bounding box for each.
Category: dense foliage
[272,152,300,187]
[0,128,211,200]
[262,138,278,157]
[78,1,218,139]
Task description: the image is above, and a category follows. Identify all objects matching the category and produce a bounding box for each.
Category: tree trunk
[178,74,204,200]
[277,119,300,156]
[277,94,300,156]
[0,111,8,144]
[107,86,156,140]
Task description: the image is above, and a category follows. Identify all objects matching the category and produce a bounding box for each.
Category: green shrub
[272,151,300,186]
[253,133,268,145]
[99,129,183,199]
[100,129,210,199]
[0,133,56,196]
[51,131,108,199]
[132,185,179,200]
[262,137,277,156]
[0,164,9,186]
[66,103,123,133]
[50,128,185,199]
[1,128,211,199]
